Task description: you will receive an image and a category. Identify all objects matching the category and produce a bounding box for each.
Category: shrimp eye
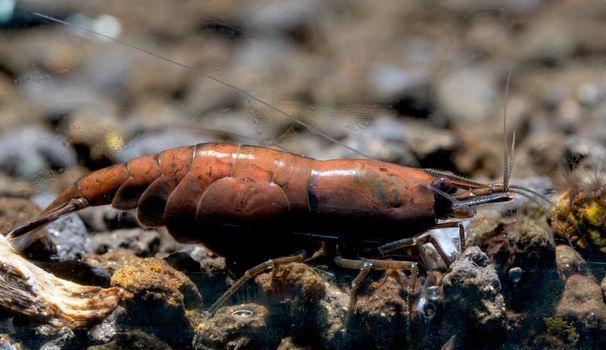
[431,176,452,192]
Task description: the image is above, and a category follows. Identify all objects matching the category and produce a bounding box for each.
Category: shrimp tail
[6,185,88,240]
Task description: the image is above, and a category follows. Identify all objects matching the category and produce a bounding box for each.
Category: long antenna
[500,68,554,209]
[502,67,514,190]
[32,12,372,159]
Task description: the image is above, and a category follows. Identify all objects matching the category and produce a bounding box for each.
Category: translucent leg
[457,222,465,252]
[377,235,449,270]
[334,256,419,329]
[377,222,466,269]
[204,252,305,319]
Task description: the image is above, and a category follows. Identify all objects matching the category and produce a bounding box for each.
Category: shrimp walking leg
[204,252,306,319]
[377,222,465,266]
[456,223,465,251]
[334,257,419,330]
[343,260,371,331]
[378,234,451,269]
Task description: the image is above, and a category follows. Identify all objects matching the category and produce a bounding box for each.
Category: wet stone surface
[110,257,204,347]
[348,269,427,350]
[441,247,506,348]
[556,244,588,279]
[193,304,271,350]
[163,249,229,307]
[275,336,312,350]
[90,228,165,257]
[255,262,347,348]
[43,213,91,261]
[84,250,143,276]
[37,327,77,350]
[556,274,606,331]
[87,330,172,350]
[88,306,128,344]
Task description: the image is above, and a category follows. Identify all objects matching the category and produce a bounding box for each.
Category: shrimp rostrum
[6,142,540,318]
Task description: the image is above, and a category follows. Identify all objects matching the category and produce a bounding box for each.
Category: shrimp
[7,141,513,254]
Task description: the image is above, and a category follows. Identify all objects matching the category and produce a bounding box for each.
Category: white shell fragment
[0,234,130,328]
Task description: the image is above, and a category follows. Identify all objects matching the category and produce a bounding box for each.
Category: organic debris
[0,234,129,328]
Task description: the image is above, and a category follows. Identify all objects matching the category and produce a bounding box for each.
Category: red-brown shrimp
[7,141,517,264]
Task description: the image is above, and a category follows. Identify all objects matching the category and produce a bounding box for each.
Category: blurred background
[0,0,605,197]
[0,2,606,349]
